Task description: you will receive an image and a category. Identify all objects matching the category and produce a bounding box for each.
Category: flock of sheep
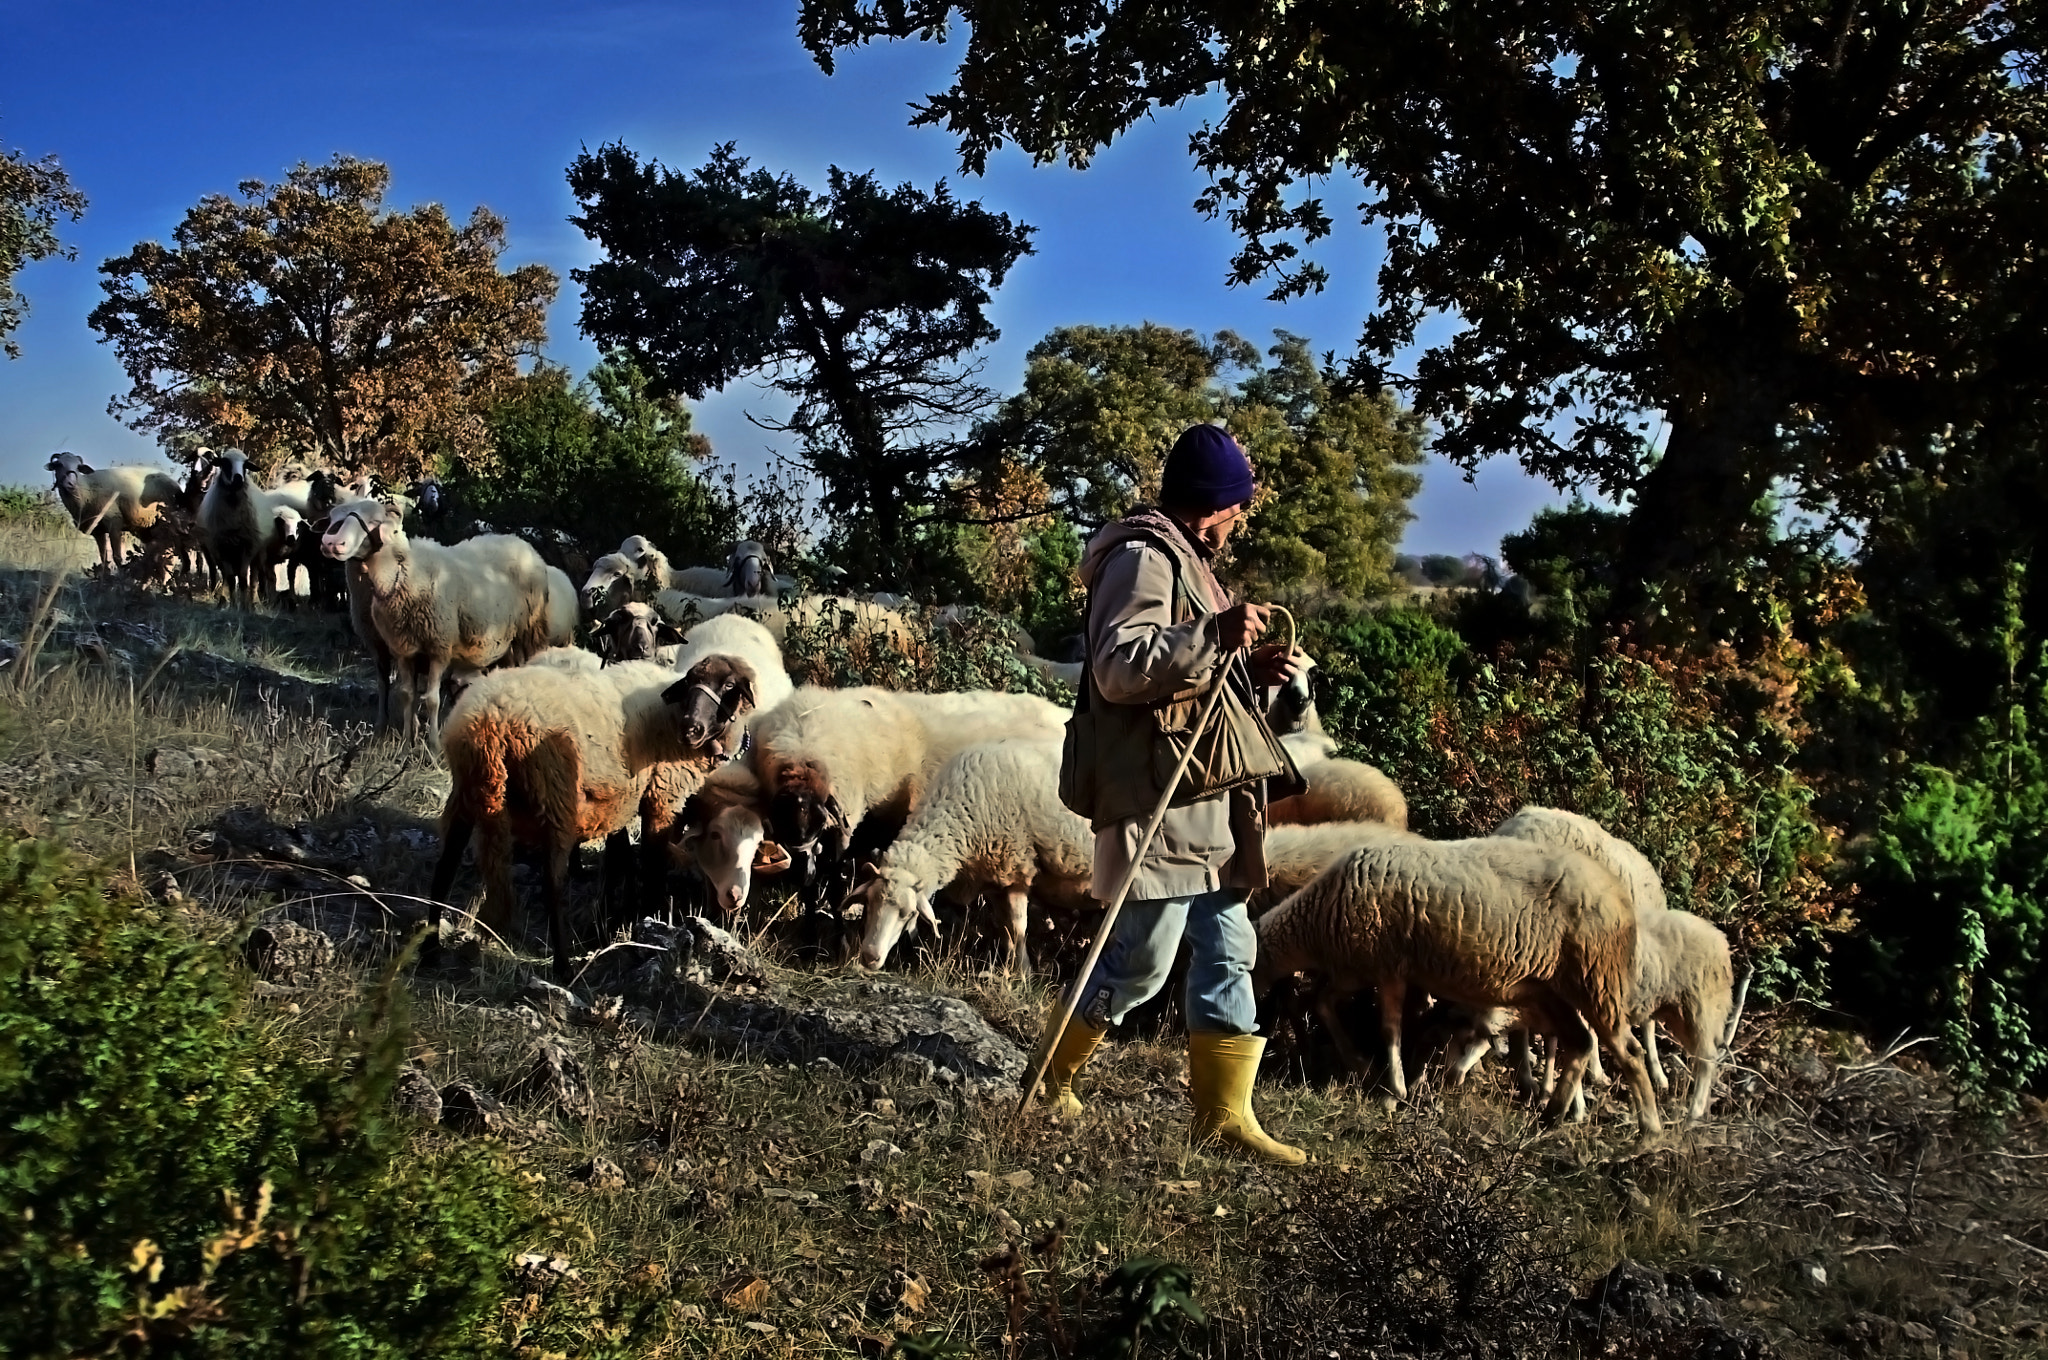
[40,448,1739,1134]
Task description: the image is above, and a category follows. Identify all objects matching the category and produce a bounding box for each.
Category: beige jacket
[1080,522,1243,901]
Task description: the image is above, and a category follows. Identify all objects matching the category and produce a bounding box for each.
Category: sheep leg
[1643,1019,1671,1093]
[415,654,453,741]
[1002,886,1032,978]
[371,635,394,735]
[1311,988,1374,1078]
[426,816,474,966]
[1596,1017,1664,1136]
[544,840,574,983]
[1668,1006,1721,1123]
[600,830,635,936]
[1538,1005,1597,1126]
[1511,1028,1539,1098]
[1377,978,1410,1100]
[473,816,517,943]
[1447,1007,1507,1085]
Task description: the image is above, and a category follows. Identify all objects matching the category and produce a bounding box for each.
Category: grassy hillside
[2,502,2045,1359]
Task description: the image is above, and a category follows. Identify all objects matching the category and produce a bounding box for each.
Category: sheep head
[46,452,91,503]
[670,804,785,916]
[595,602,679,665]
[213,449,250,489]
[321,498,397,561]
[272,506,305,554]
[661,655,758,752]
[581,554,634,617]
[850,865,937,972]
[727,540,773,596]
[765,760,849,855]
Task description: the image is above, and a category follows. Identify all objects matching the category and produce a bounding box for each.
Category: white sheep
[1256,819,1416,908]
[726,539,778,596]
[617,535,736,596]
[1477,806,1683,1108]
[580,552,639,618]
[848,737,1092,977]
[432,657,736,978]
[650,589,780,629]
[1270,731,1409,831]
[541,564,578,649]
[319,496,557,742]
[199,450,306,604]
[668,762,780,915]
[1251,834,1664,1133]
[45,452,184,571]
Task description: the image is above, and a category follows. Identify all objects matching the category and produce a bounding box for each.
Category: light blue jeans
[1078,889,1257,1035]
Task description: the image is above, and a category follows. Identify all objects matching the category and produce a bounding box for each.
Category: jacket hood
[1080,506,1230,611]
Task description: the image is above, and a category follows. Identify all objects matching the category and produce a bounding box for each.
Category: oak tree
[970,323,1423,599]
[566,142,1034,586]
[0,141,86,359]
[801,2,2048,598]
[89,155,556,478]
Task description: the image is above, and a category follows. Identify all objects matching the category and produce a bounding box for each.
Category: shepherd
[1041,423,1309,1164]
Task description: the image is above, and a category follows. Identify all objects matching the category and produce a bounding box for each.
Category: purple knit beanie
[1160,424,1256,512]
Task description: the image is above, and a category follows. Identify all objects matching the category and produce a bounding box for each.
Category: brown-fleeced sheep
[1269,731,1409,831]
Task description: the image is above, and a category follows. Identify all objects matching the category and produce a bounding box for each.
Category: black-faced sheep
[431,656,744,979]
[846,737,1092,977]
[664,613,794,754]
[319,496,557,741]
[47,452,184,571]
[595,602,684,664]
[1251,834,1664,1134]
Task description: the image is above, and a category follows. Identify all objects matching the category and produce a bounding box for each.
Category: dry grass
[5,508,2048,1358]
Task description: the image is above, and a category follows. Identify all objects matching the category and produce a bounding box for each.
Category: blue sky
[0,0,1564,557]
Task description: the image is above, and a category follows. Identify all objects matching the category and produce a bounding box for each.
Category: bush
[1841,572,2048,1108]
[779,601,1075,703]
[0,837,536,1358]
[1302,607,1843,991]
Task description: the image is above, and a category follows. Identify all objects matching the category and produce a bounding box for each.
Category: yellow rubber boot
[1188,1032,1306,1166]
[1038,1017,1106,1116]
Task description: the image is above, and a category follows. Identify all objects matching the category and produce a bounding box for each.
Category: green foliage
[1088,1257,1206,1360]
[0,141,86,359]
[802,1,2048,593]
[1844,570,2048,1108]
[0,836,537,1357]
[442,354,731,561]
[567,141,1035,586]
[1303,605,1841,988]
[778,602,1073,703]
[972,323,1422,601]
[0,484,66,526]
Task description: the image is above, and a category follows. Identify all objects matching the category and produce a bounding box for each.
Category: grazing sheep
[1256,819,1416,909]
[667,762,780,915]
[748,687,928,868]
[320,497,556,741]
[1269,731,1409,831]
[847,737,1091,977]
[47,452,184,571]
[1251,835,1663,1134]
[617,535,731,597]
[776,594,917,649]
[199,450,305,604]
[124,459,213,588]
[1624,908,1735,1120]
[431,658,729,978]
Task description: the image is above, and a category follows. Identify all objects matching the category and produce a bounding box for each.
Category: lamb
[319,496,557,741]
[431,657,737,978]
[1269,731,1408,831]
[1481,806,1732,1119]
[47,452,184,571]
[1251,834,1664,1134]
[847,737,1092,977]
[198,450,308,604]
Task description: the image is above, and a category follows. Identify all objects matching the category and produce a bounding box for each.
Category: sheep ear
[659,674,690,705]
[916,896,940,929]
[658,622,685,645]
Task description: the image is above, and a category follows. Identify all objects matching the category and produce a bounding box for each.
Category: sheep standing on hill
[1252,835,1664,1134]
[320,497,557,741]
[848,738,1092,977]
[1485,806,1734,1120]
[432,656,740,978]
[1270,731,1408,831]
[199,450,306,604]
[47,452,184,572]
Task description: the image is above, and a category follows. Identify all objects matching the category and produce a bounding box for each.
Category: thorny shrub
[1252,1130,1573,1358]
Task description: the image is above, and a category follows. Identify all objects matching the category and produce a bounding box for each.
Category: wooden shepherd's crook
[1013,606,1296,1126]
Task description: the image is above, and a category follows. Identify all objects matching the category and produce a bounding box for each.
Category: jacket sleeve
[1088,540,1224,704]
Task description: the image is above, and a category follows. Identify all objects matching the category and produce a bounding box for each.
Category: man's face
[1189,503,1248,553]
